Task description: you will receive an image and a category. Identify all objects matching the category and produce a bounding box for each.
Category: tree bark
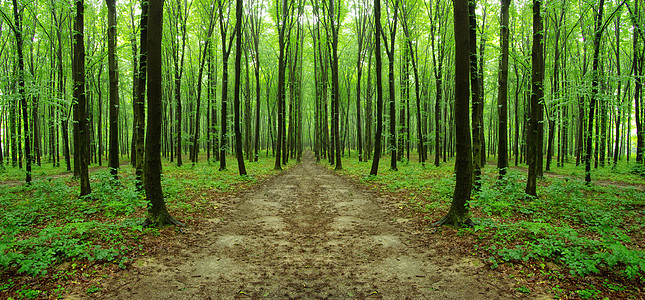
[383,0,399,171]
[330,0,342,170]
[369,0,383,176]
[497,0,510,178]
[233,0,247,175]
[435,0,472,227]
[469,0,483,189]
[144,0,182,228]
[134,0,149,190]
[107,0,120,180]
[526,0,544,196]
[73,0,90,196]
[191,7,216,164]
[12,0,32,184]
[585,0,604,183]
[274,0,288,170]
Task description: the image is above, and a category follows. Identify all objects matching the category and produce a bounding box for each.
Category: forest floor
[97,152,516,299]
[2,153,643,299]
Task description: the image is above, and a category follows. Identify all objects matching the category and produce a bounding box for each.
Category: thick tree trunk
[369,0,383,176]
[134,0,148,190]
[496,0,510,178]
[233,0,247,175]
[274,0,288,170]
[107,0,120,180]
[435,0,472,227]
[73,0,90,196]
[526,0,544,196]
[144,0,181,227]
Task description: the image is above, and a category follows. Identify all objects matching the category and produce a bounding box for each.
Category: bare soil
[101,152,514,299]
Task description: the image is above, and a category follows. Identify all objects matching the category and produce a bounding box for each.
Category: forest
[0,0,644,298]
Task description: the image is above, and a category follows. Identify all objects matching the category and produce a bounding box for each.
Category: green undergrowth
[0,155,285,297]
[333,154,645,298]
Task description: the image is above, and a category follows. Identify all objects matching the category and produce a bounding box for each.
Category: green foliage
[0,155,282,282]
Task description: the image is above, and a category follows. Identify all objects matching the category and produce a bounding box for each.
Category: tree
[329,0,342,170]
[496,0,510,178]
[369,0,383,176]
[233,0,247,175]
[73,0,91,197]
[143,0,182,227]
[171,0,189,167]
[107,0,120,180]
[133,0,149,190]
[400,0,425,164]
[435,0,473,227]
[248,0,263,162]
[354,0,368,163]
[585,0,605,183]
[469,0,483,189]
[10,0,32,184]
[525,0,544,197]
[382,0,399,171]
[190,3,216,164]
[218,0,236,171]
[274,0,292,170]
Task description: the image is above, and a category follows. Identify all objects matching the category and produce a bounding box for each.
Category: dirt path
[103,152,511,299]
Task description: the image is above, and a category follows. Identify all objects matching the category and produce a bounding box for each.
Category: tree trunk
[496,0,510,178]
[585,0,604,183]
[469,0,483,189]
[134,0,148,190]
[144,0,182,227]
[525,0,544,197]
[12,0,32,184]
[330,0,342,170]
[274,0,288,170]
[435,0,472,227]
[73,0,90,196]
[369,0,383,176]
[107,0,120,180]
[384,1,399,171]
[233,0,247,175]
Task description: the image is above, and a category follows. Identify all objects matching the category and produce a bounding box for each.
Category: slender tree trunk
[191,9,216,164]
[585,0,604,183]
[330,0,342,170]
[401,13,425,164]
[365,46,373,161]
[469,0,483,189]
[634,0,644,164]
[12,0,31,183]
